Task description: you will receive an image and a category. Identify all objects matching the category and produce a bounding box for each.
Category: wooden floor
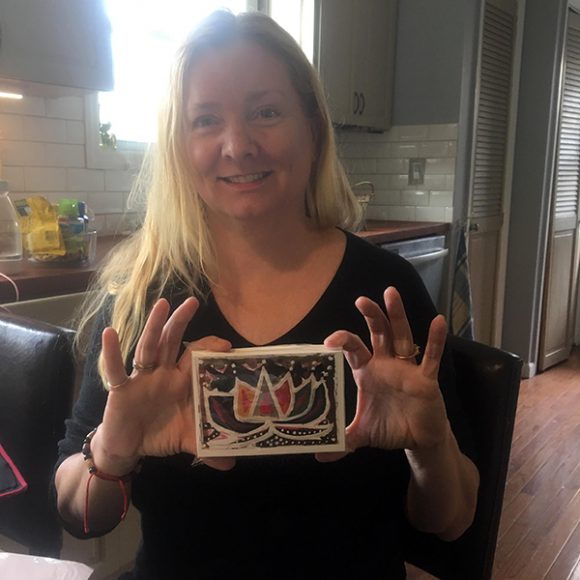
[406,347,580,580]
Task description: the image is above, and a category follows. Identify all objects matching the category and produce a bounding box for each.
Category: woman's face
[185,40,315,226]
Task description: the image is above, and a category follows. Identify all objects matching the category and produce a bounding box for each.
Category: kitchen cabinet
[0,0,113,94]
[315,0,397,131]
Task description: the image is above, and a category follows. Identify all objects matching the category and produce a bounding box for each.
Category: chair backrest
[0,310,76,557]
[404,335,523,580]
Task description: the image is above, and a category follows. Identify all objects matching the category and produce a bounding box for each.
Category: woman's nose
[221,121,258,160]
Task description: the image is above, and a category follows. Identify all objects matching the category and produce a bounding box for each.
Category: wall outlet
[408,158,426,185]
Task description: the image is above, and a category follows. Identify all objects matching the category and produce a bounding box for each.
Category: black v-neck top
[56,231,472,580]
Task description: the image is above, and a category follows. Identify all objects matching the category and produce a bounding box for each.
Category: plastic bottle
[0,181,23,274]
[58,198,86,261]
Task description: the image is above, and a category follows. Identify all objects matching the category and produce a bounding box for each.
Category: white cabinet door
[315,0,396,130]
[350,0,396,129]
[316,0,355,125]
[0,0,113,93]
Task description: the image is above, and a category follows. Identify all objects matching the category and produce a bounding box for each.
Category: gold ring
[133,359,157,373]
[394,344,421,360]
[107,376,130,390]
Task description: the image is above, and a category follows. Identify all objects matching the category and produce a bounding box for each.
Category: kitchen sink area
[1,292,85,330]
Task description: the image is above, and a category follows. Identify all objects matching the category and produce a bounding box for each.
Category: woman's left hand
[318,286,449,459]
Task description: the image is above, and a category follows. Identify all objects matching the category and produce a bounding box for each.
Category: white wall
[0,94,140,235]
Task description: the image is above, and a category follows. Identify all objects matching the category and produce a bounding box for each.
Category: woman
[54,10,479,579]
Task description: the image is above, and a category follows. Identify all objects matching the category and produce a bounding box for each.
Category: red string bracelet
[81,427,138,534]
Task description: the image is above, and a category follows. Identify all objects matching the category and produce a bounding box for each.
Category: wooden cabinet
[0,0,113,94]
[315,0,397,131]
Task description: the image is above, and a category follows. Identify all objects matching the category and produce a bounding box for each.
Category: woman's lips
[219,171,273,184]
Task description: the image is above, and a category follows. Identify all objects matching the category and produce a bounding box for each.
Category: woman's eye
[191,115,219,130]
[254,107,280,121]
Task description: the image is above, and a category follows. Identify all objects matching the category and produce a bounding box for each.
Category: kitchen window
[86,0,312,168]
[99,0,251,145]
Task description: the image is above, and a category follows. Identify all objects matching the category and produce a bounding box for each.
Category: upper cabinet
[0,0,113,94]
[315,0,397,131]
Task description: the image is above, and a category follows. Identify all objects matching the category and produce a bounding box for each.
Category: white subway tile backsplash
[416,207,446,221]
[0,97,45,116]
[24,167,66,191]
[44,144,85,168]
[1,140,45,166]
[417,141,454,158]
[338,123,457,223]
[0,114,24,140]
[339,142,389,159]
[2,166,24,191]
[343,158,377,175]
[376,158,407,174]
[399,125,429,142]
[67,168,105,192]
[389,206,417,221]
[389,174,410,189]
[88,191,125,214]
[22,116,67,143]
[66,121,85,145]
[425,158,456,175]
[45,96,84,120]
[374,190,401,205]
[430,190,453,207]
[401,190,429,206]
[391,143,418,158]
[105,169,137,192]
[427,124,458,141]
[423,174,448,190]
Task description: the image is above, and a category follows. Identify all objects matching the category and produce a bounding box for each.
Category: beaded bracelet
[81,427,138,534]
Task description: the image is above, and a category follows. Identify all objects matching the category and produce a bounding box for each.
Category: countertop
[0,221,449,302]
[0,236,121,302]
[357,220,449,245]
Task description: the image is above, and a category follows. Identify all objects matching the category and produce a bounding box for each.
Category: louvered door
[538,10,580,370]
[468,0,516,344]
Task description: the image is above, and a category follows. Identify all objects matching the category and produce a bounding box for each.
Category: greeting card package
[191,344,345,457]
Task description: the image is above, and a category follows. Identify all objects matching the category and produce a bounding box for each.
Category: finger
[101,327,129,389]
[134,299,171,367]
[201,457,237,471]
[184,336,233,352]
[354,296,392,355]
[383,287,415,358]
[315,451,348,463]
[178,335,232,373]
[324,330,371,370]
[421,315,448,379]
[157,297,199,364]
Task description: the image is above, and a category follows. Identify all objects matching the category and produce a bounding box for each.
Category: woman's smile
[218,171,274,186]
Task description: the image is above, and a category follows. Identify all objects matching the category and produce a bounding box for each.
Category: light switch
[408,158,426,186]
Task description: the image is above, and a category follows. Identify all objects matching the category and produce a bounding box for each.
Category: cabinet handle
[359,92,366,115]
[353,91,360,115]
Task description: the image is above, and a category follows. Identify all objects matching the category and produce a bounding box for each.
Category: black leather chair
[0,310,76,557]
[404,335,523,579]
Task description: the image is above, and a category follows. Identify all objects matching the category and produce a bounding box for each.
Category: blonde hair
[76,10,361,380]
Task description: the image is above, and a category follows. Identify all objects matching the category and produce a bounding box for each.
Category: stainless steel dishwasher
[381,235,449,311]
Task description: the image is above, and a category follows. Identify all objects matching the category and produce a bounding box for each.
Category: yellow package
[25,196,66,257]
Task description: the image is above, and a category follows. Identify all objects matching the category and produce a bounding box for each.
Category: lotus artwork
[191,344,345,457]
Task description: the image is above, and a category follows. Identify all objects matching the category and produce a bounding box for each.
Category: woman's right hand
[95,297,235,472]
